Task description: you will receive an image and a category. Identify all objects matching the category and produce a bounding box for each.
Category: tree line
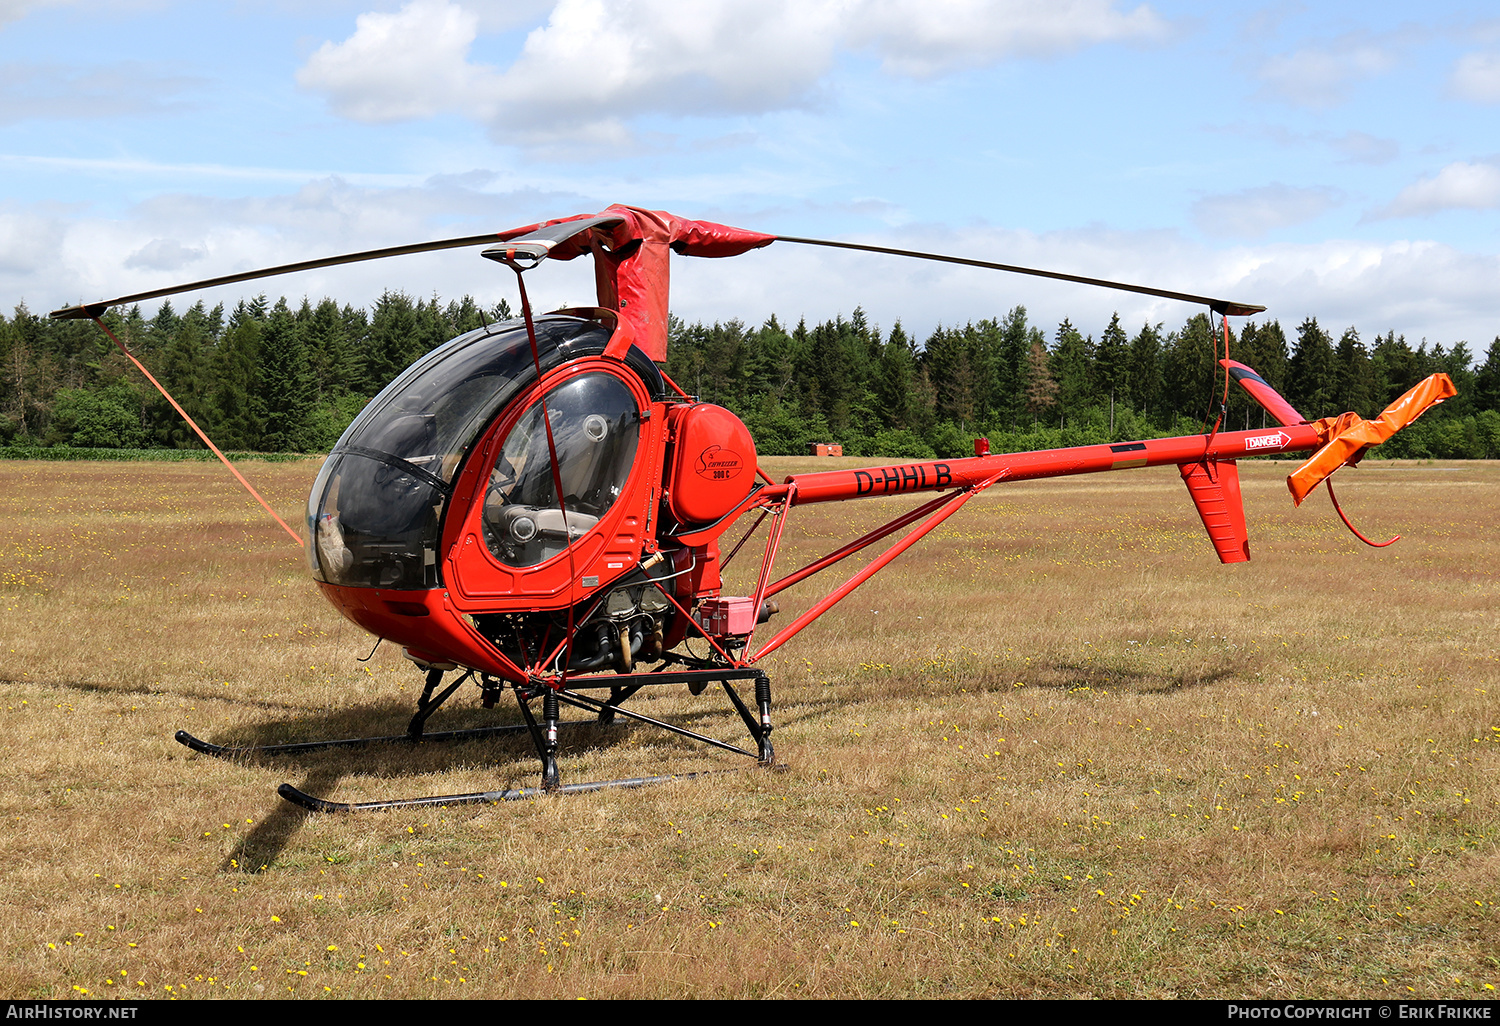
[0,293,506,454]
[3,292,1499,458]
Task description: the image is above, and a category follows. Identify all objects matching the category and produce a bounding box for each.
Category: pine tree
[1436,341,1476,417]
[1474,337,1500,414]
[1333,326,1373,418]
[995,306,1032,429]
[212,299,264,449]
[1023,340,1058,425]
[1371,331,1416,408]
[1095,312,1129,415]
[745,315,797,403]
[1158,314,1218,425]
[364,291,422,394]
[923,325,976,427]
[144,300,179,359]
[153,300,213,448]
[446,295,488,336]
[256,299,315,452]
[1050,319,1092,422]
[1289,317,1336,419]
[302,298,352,403]
[873,322,916,429]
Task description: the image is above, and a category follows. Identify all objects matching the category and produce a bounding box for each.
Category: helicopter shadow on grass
[214,685,808,873]
[1004,658,1243,695]
[7,674,325,715]
[217,700,617,874]
[216,661,1217,870]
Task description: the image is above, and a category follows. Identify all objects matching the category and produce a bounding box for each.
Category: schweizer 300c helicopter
[51,204,1456,812]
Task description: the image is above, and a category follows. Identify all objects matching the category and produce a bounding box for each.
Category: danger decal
[1243,431,1291,452]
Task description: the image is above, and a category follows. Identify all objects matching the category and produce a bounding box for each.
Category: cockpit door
[442,361,661,606]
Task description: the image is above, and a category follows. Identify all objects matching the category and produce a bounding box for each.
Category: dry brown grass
[0,456,1495,999]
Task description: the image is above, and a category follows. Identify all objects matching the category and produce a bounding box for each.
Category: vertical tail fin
[1180,459,1250,563]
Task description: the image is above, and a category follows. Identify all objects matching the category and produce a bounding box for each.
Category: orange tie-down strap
[1287,373,1457,505]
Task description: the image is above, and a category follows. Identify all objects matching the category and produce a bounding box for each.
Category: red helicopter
[51,204,1456,812]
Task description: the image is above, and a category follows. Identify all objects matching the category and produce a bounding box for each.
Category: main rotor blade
[48,232,506,320]
[774,235,1266,317]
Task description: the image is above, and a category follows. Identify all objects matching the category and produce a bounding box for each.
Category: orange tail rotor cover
[1287,373,1457,505]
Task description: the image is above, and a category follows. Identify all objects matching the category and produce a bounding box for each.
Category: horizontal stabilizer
[1221,360,1305,427]
[1180,459,1250,563]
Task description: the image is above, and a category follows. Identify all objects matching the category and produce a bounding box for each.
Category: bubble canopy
[304,314,657,590]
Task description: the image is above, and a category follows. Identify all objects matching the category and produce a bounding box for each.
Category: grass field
[0,455,1495,1000]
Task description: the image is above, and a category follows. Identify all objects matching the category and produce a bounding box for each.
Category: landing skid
[176,667,778,812]
[277,771,731,813]
[173,722,532,758]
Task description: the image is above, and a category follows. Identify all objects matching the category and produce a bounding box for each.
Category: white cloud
[480,0,847,142]
[11,178,603,319]
[297,0,490,122]
[1373,161,1500,219]
[1450,52,1500,103]
[0,61,202,124]
[1220,238,1500,346]
[1257,37,1397,107]
[1212,124,1399,167]
[0,151,419,187]
[455,0,556,33]
[1329,130,1397,166]
[0,0,52,26]
[0,0,167,29]
[298,0,1171,142]
[849,0,1169,77]
[14,184,1500,360]
[671,224,1500,353]
[124,238,207,272]
[0,204,62,277]
[1192,184,1342,239]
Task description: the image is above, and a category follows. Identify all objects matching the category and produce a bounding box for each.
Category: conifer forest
[3,292,1498,459]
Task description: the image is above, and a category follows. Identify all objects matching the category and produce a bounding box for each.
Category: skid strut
[178,667,778,812]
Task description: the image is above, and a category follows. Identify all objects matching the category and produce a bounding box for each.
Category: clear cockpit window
[308,451,443,589]
[304,315,614,587]
[483,372,641,568]
[338,317,611,483]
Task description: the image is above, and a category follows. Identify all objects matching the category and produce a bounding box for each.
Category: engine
[472,558,675,674]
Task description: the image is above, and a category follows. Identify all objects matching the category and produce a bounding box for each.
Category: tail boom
[785,424,1323,506]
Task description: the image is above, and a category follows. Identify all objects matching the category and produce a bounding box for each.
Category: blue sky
[4,0,1499,351]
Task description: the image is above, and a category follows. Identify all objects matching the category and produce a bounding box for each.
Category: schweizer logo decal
[1244,430,1291,451]
[696,445,744,481]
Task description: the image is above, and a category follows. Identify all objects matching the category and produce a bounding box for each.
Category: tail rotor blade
[1221,359,1306,427]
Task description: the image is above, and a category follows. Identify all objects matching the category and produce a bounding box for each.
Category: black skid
[277,770,731,813]
[176,667,778,812]
[173,722,533,758]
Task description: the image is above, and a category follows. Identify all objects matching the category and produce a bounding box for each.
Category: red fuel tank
[665,403,757,525]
